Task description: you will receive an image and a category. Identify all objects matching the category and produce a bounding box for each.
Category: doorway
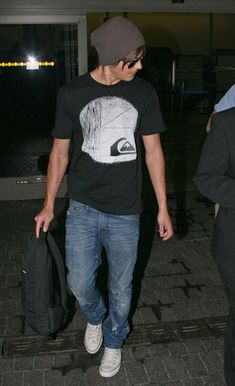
[0,17,87,200]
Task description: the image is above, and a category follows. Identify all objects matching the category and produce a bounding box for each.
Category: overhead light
[172,0,184,3]
[28,55,37,63]
[0,61,55,68]
[27,55,39,70]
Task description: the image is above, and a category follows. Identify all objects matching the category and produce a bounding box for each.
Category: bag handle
[45,231,67,309]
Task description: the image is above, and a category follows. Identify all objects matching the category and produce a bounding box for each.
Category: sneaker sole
[84,335,103,354]
[99,363,121,378]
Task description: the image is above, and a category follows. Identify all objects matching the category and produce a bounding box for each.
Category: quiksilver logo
[110,138,136,156]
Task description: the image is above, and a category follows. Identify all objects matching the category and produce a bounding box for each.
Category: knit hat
[91,16,145,65]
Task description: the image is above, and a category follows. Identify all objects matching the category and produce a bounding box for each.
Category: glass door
[0,20,86,200]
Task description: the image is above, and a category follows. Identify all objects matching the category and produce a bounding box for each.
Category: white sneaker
[99,348,121,378]
[84,322,103,354]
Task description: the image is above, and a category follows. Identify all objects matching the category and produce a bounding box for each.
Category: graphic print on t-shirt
[79,96,138,164]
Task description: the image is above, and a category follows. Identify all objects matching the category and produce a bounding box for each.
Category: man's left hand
[157,208,173,241]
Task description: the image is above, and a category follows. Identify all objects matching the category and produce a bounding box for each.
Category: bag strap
[46,231,67,309]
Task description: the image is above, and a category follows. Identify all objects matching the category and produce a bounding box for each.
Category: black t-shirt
[52,73,166,214]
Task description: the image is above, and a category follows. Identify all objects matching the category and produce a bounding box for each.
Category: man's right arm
[35,138,70,237]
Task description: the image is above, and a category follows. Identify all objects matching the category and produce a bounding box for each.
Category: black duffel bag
[22,230,68,337]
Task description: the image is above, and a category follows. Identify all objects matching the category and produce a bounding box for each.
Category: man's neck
[90,66,120,86]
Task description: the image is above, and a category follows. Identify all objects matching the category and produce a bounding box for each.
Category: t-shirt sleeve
[51,87,74,139]
[215,84,235,112]
[139,85,166,135]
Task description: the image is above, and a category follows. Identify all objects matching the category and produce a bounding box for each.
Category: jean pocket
[117,214,140,222]
[67,200,86,216]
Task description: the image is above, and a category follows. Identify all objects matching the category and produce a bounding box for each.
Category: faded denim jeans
[65,200,140,349]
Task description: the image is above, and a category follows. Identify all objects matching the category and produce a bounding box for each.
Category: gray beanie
[91,16,145,65]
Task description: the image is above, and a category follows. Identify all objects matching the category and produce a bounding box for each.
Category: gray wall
[0,0,235,15]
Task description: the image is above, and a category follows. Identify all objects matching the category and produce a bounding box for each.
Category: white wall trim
[78,15,88,75]
[0,176,67,201]
[0,15,84,24]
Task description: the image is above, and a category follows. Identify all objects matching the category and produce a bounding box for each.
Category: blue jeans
[65,200,140,349]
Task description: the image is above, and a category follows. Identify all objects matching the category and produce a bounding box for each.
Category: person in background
[205,84,235,216]
[194,107,235,386]
[206,84,235,132]
[34,16,173,378]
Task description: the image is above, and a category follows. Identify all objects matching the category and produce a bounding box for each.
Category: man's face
[110,50,144,82]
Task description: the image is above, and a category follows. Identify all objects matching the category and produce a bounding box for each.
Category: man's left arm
[142,133,173,241]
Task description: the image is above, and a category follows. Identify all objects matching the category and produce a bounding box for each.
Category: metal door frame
[0,14,87,200]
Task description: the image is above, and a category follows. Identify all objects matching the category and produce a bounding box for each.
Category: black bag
[22,231,68,337]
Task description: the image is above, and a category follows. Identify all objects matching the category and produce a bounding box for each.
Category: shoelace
[88,324,99,339]
[103,349,119,365]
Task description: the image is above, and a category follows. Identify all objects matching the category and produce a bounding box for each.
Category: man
[206,84,235,132]
[35,16,173,378]
[194,107,235,386]
[205,84,235,216]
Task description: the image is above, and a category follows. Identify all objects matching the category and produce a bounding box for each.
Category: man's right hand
[34,207,54,238]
